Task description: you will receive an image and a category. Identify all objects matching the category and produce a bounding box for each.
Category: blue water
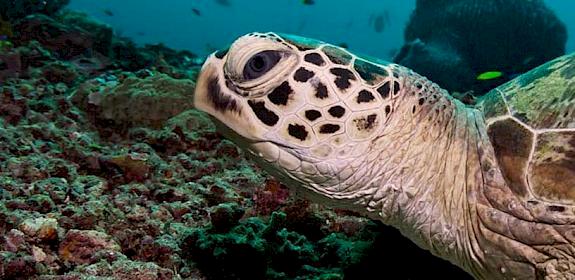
[67,0,575,60]
[66,0,412,60]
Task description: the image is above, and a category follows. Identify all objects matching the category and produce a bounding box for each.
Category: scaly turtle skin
[193,32,575,279]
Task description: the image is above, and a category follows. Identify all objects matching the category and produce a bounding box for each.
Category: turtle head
[194,32,301,143]
[195,32,396,207]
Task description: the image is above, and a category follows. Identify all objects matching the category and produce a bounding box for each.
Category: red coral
[253,179,290,216]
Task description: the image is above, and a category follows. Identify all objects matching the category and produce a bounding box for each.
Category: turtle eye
[243,50,281,80]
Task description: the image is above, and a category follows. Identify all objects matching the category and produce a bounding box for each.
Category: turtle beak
[193,54,263,142]
[193,55,219,110]
[193,54,240,122]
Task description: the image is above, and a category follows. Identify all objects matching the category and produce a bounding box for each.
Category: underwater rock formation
[394,0,567,95]
[71,72,197,132]
[13,14,94,60]
[0,0,70,21]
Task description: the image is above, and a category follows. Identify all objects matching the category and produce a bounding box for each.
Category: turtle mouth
[210,117,295,159]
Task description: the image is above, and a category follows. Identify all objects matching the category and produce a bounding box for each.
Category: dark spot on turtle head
[288,123,309,141]
[214,47,229,59]
[418,98,425,106]
[319,124,340,134]
[294,67,315,82]
[207,77,240,113]
[328,105,345,118]
[527,200,539,205]
[315,82,329,99]
[304,53,325,66]
[353,59,389,85]
[365,114,377,129]
[393,81,401,96]
[305,110,322,121]
[357,90,375,103]
[330,68,356,90]
[322,45,352,65]
[385,105,391,115]
[268,81,293,106]
[377,81,390,99]
[354,114,377,130]
[248,100,279,126]
[547,205,565,212]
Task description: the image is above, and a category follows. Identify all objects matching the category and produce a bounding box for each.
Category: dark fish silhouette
[215,0,231,6]
[192,8,201,16]
[370,10,390,33]
[301,0,315,5]
[103,9,114,16]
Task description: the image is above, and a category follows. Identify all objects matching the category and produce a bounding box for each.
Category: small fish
[214,0,231,6]
[103,9,114,16]
[476,71,504,80]
[192,8,201,16]
[301,0,315,5]
[373,15,384,33]
[370,11,391,33]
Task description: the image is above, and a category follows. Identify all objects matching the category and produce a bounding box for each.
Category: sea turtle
[193,32,575,279]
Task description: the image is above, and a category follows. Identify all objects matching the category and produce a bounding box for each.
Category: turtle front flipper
[475,53,575,279]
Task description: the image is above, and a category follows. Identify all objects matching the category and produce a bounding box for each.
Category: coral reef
[394,0,567,95]
[0,7,472,280]
[0,0,70,21]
